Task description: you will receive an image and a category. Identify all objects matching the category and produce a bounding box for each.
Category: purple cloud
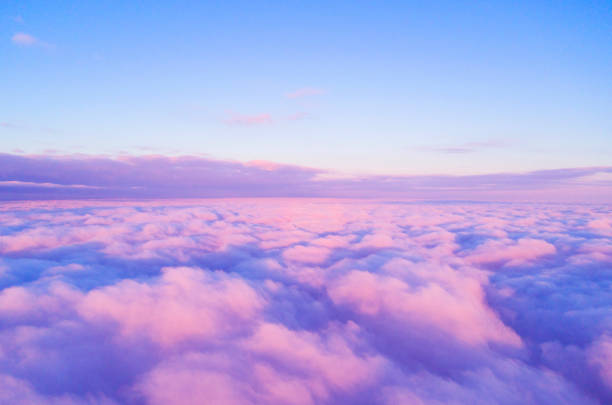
[0,200,610,403]
[0,153,611,202]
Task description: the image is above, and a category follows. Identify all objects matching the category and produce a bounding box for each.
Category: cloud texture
[0,153,611,202]
[0,199,611,404]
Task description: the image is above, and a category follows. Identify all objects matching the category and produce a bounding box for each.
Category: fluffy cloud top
[0,199,610,404]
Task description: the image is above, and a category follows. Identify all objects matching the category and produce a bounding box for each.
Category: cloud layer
[0,153,611,202]
[0,199,611,404]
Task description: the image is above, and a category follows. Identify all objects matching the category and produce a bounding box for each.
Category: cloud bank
[0,153,611,202]
[0,199,611,404]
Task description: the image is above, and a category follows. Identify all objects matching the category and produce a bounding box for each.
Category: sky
[2,0,611,179]
[2,4,612,404]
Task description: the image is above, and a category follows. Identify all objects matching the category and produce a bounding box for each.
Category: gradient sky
[1,0,611,176]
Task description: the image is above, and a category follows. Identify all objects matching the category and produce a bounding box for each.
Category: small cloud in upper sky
[11,32,38,45]
[419,140,506,154]
[11,32,52,48]
[286,87,326,99]
[224,113,272,126]
[12,15,24,23]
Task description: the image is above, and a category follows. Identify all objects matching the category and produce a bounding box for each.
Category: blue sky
[1,0,611,175]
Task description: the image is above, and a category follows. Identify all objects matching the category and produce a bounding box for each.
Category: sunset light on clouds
[1,1,611,404]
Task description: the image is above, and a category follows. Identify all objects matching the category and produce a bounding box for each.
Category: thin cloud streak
[224,113,272,126]
[419,141,507,154]
[286,88,326,99]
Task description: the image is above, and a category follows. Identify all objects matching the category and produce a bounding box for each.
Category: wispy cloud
[11,32,52,48]
[224,113,272,126]
[286,87,326,99]
[11,32,38,46]
[0,180,100,189]
[419,140,506,154]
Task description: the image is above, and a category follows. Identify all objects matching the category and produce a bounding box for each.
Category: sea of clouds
[0,199,611,404]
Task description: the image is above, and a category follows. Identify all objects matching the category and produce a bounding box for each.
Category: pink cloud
[311,234,354,249]
[328,269,521,347]
[588,335,612,390]
[282,244,332,264]
[247,160,283,171]
[0,200,610,403]
[137,321,383,405]
[11,32,38,45]
[225,113,272,126]
[137,356,254,405]
[11,32,52,49]
[244,322,384,396]
[285,88,325,99]
[79,267,263,347]
[466,238,556,266]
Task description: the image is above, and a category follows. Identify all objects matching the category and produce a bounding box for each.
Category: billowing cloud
[79,267,263,347]
[0,153,611,202]
[0,200,610,403]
